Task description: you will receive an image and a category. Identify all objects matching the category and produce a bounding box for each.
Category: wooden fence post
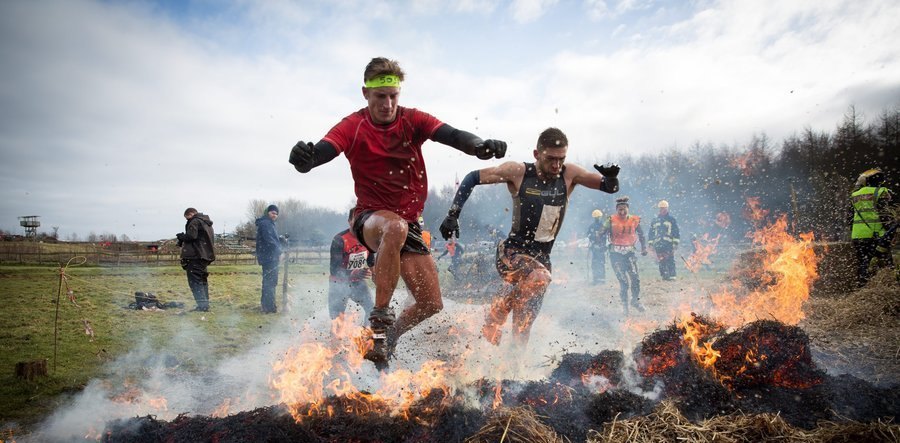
[281,251,289,312]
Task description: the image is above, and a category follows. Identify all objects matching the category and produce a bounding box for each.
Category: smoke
[20,222,857,441]
[30,321,276,440]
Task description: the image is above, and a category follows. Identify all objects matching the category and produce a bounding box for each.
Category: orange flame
[743,196,769,225]
[677,213,818,386]
[678,316,721,368]
[211,398,232,418]
[146,396,168,411]
[492,380,503,409]
[711,215,817,326]
[715,212,731,229]
[684,233,720,273]
[269,312,456,422]
[730,151,767,176]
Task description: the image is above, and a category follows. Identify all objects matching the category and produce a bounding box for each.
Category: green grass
[0,261,328,430]
[0,247,738,433]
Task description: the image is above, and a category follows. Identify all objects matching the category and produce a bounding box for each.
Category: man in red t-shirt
[289,57,507,369]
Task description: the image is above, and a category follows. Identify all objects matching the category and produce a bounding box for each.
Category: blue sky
[1,0,899,240]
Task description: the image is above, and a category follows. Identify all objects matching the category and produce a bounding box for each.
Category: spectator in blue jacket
[255,204,282,313]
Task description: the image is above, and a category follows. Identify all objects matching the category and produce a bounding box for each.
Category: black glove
[289,141,315,173]
[176,233,185,242]
[439,215,460,240]
[475,139,507,160]
[593,163,620,178]
[594,163,620,193]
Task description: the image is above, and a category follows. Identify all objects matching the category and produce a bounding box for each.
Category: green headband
[364,74,401,88]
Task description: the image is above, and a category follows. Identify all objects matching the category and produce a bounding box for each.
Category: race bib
[347,251,367,270]
[612,245,635,254]
[534,205,562,242]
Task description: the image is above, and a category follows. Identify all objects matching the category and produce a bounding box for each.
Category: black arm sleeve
[310,140,339,169]
[448,170,481,217]
[432,124,483,156]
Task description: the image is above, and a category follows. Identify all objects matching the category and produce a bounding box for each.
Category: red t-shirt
[323,107,444,222]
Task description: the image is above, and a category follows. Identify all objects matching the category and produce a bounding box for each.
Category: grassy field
[0,260,329,432]
[0,244,744,436]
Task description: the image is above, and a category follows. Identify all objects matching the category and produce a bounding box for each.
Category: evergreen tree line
[245,104,899,247]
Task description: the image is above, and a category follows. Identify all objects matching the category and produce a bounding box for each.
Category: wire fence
[0,247,329,267]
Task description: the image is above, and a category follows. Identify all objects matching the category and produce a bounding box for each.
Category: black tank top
[506,162,569,257]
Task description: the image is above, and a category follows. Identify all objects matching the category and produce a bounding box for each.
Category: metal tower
[19,215,40,239]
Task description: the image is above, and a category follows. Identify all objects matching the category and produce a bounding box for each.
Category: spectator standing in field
[329,209,376,322]
[177,207,215,312]
[439,127,619,349]
[255,204,282,313]
[288,56,506,368]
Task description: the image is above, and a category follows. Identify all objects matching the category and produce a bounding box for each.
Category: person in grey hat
[255,204,282,313]
[177,207,215,312]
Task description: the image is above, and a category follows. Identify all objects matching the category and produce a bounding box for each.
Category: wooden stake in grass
[53,263,63,373]
[281,252,288,312]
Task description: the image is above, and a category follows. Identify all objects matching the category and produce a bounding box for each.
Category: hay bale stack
[465,406,564,443]
[802,268,900,385]
[549,350,624,386]
[589,400,900,443]
[806,268,900,330]
[714,320,823,390]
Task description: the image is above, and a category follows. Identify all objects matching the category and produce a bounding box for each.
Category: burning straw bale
[469,378,597,441]
[513,381,595,442]
[103,406,321,443]
[464,406,564,443]
[585,390,654,425]
[102,313,899,442]
[549,350,624,387]
[297,395,414,442]
[104,391,486,443]
[714,320,823,390]
[588,400,900,443]
[635,317,824,390]
[634,318,735,418]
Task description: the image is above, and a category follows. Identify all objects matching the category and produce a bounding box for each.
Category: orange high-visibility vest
[609,215,640,246]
